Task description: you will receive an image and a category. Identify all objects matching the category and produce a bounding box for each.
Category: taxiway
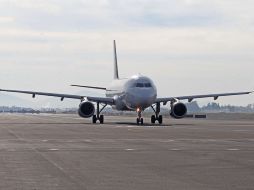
[0,114,253,190]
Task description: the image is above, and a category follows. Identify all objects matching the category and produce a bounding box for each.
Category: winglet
[113,40,119,79]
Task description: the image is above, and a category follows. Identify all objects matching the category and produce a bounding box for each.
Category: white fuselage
[106,75,157,111]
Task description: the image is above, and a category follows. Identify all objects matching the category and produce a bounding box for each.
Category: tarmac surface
[0,113,253,190]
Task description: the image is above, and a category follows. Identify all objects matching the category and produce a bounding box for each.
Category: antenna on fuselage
[113,40,119,80]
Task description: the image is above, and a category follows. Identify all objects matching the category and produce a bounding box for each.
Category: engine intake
[78,101,95,118]
[170,102,187,119]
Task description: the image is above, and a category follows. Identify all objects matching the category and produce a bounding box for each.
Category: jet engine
[170,102,187,119]
[78,101,95,118]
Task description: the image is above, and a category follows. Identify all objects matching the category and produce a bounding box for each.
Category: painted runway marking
[161,140,175,143]
[170,149,181,151]
[49,149,59,151]
[227,149,240,151]
[233,130,252,132]
[118,125,136,128]
[42,140,48,142]
[125,149,135,151]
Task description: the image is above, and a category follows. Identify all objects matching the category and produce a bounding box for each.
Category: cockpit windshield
[144,83,152,87]
[135,83,152,88]
[136,83,144,87]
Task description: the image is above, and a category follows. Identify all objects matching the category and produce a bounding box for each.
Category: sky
[0,0,253,107]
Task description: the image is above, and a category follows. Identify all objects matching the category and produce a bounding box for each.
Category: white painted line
[170,149,181,151]
[227,149,240,151]
[161,140,175,143]
[125,149,135,151]
[115,125,137,128]
[49,149,59,151]
[42,140,48,142]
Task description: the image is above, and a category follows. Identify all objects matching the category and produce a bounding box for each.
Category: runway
[0,113,253,190]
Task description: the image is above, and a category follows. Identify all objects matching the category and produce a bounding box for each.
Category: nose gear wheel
[136,108,144,125]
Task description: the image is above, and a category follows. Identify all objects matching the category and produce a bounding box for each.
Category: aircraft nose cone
[126,90,156,109]
[136,93,154,103]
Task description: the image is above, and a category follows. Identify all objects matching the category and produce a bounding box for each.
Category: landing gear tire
[150,103,163,124]
[158,115,163,124]
[151,115,156,124]
[92,115,104,124]
[99,115,104,124]
[136,108,144,125]
[92,102,107,124]
[136,117,144,125]
[140,118,144,125]
[150,115,163,124]
[136,118,140,125]
[92,115,97,124]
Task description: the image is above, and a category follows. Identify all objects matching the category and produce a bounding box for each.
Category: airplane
[0,40,253,125]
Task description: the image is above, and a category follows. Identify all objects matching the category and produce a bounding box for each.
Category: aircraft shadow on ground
[113,122,169,126]
[0,122,86,125]
[0,122,194,126]
[112,122,194,127]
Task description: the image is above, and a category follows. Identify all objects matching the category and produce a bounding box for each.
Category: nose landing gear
[136,108,144,125]
[151,103,163,124]
[136,117,143,125]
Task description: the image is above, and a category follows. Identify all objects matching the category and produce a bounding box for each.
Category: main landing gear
[92,102,107,124]
[136,103,163,125]
[151,102,163,124]
[136,108,144,125]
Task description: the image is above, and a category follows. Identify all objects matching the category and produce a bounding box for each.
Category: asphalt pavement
[0,113,253,190]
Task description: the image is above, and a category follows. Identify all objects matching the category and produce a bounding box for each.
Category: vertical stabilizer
[113,40,119,79]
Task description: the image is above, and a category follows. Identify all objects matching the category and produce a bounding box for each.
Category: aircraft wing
[86,96,114,104]
[155,91,253,105]
[0,88,114,105]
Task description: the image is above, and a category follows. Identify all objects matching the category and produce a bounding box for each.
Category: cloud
[0,16,15,23]
[0,0,253,30]
[0,0,226,30]
[1,0,62,13]
[0,27,253,57]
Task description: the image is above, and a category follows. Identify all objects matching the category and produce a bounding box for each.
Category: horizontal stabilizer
[71,84,106,90]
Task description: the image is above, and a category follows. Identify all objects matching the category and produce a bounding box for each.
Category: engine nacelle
[170,102,187,119]
[78,101,95,118]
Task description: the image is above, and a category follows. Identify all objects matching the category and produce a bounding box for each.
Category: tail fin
[113,40,119,79]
